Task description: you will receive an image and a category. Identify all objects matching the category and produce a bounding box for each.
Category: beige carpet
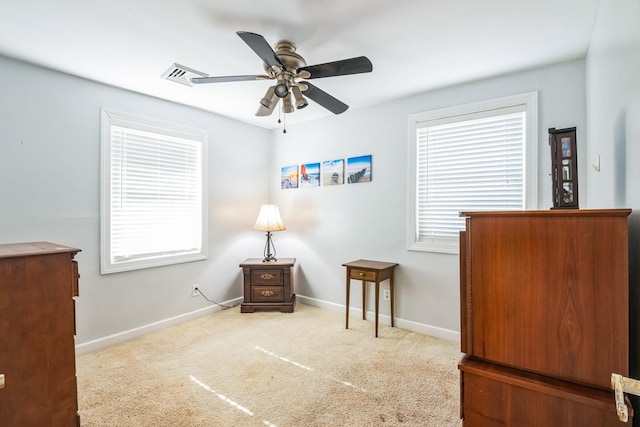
[76,303,462,426]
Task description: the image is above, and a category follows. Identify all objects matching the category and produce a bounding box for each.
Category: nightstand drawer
[252,285,284,302]
[251,269,283,285]
[349,269,376,281]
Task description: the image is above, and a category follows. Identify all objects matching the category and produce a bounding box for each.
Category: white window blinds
[101,110,208,273]
[408,92,538,254]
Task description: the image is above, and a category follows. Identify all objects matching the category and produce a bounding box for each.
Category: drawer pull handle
[260,273,275,280]
[359,272,364,277]
[261,290,275,297]
[0,373,4,389]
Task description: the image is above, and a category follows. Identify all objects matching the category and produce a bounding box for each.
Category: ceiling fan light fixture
[274,82,289,98]
[260,86,276,108]
[292,86,308,109]
[282,93,294,113]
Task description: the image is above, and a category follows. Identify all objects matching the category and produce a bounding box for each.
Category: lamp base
[262,231,277,262]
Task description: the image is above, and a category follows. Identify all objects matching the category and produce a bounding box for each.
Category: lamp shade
[253,205,286,232]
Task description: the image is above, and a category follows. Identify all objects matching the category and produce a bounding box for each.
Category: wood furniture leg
[375,280,380,337]
[361,280,366,320]
[390,270,395,327]
[345,272,350,329]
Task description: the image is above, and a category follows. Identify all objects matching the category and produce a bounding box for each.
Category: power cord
[194,287,236,309]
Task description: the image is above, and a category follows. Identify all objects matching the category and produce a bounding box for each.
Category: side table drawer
[252,286,284,302]
[251,269,283,285]
[349,269,376,281]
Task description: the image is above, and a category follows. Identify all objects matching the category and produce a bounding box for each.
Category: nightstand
[239,258,296,313]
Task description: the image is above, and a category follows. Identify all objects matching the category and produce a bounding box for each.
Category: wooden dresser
[240,258,295,313]
[458,209,632,426]
[0,242,81,427]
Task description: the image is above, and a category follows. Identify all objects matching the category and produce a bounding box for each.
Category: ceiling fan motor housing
[265,40,307,100]
[270,40,307,71]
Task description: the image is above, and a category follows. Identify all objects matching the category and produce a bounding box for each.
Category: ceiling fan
[182,31,373,117]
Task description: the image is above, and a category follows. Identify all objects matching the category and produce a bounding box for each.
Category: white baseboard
[76,295,459,355]
[296,295,460,343]
[75,297,243,356]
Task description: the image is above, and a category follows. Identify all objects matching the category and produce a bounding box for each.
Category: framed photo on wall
[322,159,344,185]
[346,155,372,183]
[281,165,299,189]
[300,162,320,187]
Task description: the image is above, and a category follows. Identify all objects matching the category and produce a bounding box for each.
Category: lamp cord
[196,287,236,309]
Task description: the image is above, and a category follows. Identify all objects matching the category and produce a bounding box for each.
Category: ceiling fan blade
[191,75,268,84]
[300,81,348,114]
[299,56,372,79]
[237,31,284,69]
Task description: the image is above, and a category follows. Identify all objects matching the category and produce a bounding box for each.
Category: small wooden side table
[342,259,398,337]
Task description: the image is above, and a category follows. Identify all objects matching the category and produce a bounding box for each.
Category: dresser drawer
[349,269,376,281]
[251,269,283,285]
[251,285,284,302]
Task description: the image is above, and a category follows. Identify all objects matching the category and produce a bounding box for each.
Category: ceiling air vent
[161,63,208,87]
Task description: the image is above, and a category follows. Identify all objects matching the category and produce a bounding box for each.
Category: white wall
[0,54,593,349]
[0,56,271,351]
[585,0,640,412]
[586,0,640,209]
[270,60,587,339]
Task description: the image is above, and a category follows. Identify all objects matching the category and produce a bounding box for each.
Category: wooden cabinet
[459,210,631,426]
[0,242,81,427]
[240,258,295,313]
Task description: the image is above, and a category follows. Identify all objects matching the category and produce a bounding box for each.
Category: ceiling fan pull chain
[283,108,287,134]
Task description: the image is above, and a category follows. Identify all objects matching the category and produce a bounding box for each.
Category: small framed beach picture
[281,165,299,189]
[322,159,344,185]
[300,162,321,188]
[346,155,372,184]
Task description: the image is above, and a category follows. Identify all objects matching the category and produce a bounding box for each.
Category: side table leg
[375,280,380,337]
[346,272,350,330]
[362,280,366,320]
[390,272,395,328]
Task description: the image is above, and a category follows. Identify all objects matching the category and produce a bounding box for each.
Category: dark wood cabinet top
[460,208,631,218]
[342,259,398,270]
[0,241,80,258]
[240,258,295,267]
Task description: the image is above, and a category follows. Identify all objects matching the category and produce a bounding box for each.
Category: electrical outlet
[191,285,200,297]
[383,288,390,300]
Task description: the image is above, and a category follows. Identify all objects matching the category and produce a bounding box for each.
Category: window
[408,92,538,254]
[100,109,208,274]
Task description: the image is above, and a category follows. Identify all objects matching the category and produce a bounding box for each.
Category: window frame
[100,108,209,274]
[407,92,538,254]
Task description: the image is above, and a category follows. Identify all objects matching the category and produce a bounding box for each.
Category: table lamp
[253,204,286,262]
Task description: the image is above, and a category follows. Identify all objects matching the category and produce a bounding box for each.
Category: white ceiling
[0,0,601,129]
